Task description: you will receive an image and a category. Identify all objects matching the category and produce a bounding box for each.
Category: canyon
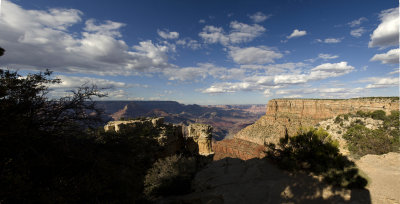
[234,97,399,145]
[97,101,265,140]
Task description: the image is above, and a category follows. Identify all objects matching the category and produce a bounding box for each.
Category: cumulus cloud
[199,21,265,46]
[369,7,399,48]
[348,17,367,27]
[350,27,365,37]
[287,29,307,39]
[309,61,354,80]
[202,61,355,94]
[229,46,283,64]
[370,48,399,64]
[157,29,179,39]
[360,77,399,89]
[0,0,172,75]
[249,12,270,23]
[316,38,342,43]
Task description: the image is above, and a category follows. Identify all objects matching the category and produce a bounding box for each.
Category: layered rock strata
[212,138,265,160]
[187,124,214,156]
[235,98,399,145]
[104,118,214,157]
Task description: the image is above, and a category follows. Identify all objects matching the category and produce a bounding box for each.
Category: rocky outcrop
[104,118,214,157]
[212,138,265,160]
[104,117,184,156]
[235,98,399,145]
[186,124,214,156]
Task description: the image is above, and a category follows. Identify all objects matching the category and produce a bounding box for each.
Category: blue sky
[0,0,398,104]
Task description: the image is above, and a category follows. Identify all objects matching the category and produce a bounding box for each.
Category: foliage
[265,127,367,188]
[356,110,387,120]
[334,116,343,124]
[0,69,162,203]
[343,110,400,157]
[144,154,198,199]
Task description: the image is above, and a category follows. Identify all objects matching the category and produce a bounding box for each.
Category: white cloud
[162,63,245,81]
[318,53,339,60]
[229,46,283,64]
[249,12,270,23]
[85,19,125,37]
[199,19,205,24]
[287,29,307,39]
[176,38,201,50]
[350,27,365,37]
[369,7,399,48]
[309,61,354,80]
[388,68,400,75]
[322,38,342,43]
[199,21,265,46]
[348,17,367,27]
[370,48,399,64]
[202,61,355,94]
[360,77,399,89]
[202,82,261,93]
[157,29,179,39]
[0,0,173,75]
[51,75,129,89]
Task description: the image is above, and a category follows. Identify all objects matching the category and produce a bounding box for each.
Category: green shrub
[343,114,349,121]
[265,127,367,188]
[340,122,344,127]
[326,125,330,130]
[354,119,364,125]
[337,130,342,134]
[370,110,386,120]
[343,124,400,157]
[334,116,343,124]
[144,155,197,199]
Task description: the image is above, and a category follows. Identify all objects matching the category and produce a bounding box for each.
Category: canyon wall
[104,118,214,157]
[235,97,399,145]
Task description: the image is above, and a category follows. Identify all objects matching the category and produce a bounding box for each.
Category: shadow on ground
[163,157,371,204]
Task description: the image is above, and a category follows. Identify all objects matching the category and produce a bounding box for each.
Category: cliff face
[104,118,214,157]
[235,98,399,145]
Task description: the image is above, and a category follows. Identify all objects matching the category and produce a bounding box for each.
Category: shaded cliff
[235,97,399,145]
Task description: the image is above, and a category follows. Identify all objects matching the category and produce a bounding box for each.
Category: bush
[144,155,197,199]
[343,124,400,157]
[334,116,343,124]
[343,114,349,121]
[337,130,342,134]
[326,125,330,130]
[370,110,386,120]
[265,127,367,188]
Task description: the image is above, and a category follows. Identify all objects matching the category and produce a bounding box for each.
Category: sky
[0,0,398,104]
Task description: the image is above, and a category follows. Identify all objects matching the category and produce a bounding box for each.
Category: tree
[0,69,162,203]
[265,127,367,188]
[0,47,4,56]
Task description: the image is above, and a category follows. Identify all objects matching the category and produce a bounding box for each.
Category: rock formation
[212,138,265,160]
[235,97,399,145]
[104,117,184,156]
[186,124,214,156]
[104,118,214,157]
